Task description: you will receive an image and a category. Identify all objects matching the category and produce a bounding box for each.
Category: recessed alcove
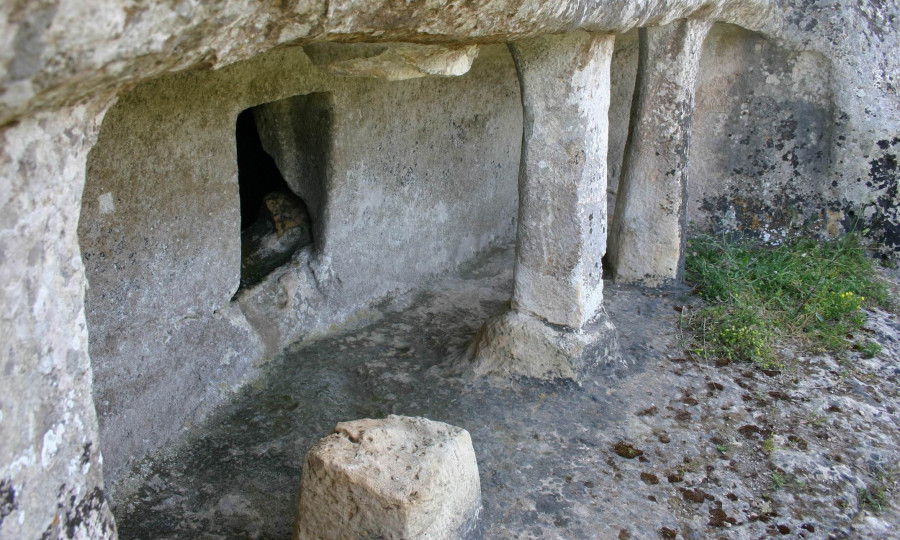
[76,43,522,496]
[235,97,331,290]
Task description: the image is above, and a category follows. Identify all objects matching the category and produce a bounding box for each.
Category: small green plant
[858,485,888,512]
[763,435,776,454]
[684,233,890,367]
[806,412,826,427]
[771,472,787,490]
[858,340,882,358]
[716,320,770,365]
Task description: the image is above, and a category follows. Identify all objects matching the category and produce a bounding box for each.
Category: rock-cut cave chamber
[74,21,838,529]
[2,0,898,534]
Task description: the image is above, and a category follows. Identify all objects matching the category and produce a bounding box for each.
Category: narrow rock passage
[114,246,900,539]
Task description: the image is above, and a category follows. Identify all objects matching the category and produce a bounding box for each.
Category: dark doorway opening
[237,109,297,229]
[235,108,312,289]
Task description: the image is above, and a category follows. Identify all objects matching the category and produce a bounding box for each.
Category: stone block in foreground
[294,415,482,540]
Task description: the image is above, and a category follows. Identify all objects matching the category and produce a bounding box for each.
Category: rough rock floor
[113,245,900,539]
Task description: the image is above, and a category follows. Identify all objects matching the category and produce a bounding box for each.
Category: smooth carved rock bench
[294,415,482,540]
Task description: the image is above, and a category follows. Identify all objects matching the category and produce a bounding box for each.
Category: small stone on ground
[295,415,481,540]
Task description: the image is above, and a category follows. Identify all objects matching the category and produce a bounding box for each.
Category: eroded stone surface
[304,43,480,80]
[0,1,778,126]
[0,105,117,539]
[295,415,481,540]
[111,245,900,539]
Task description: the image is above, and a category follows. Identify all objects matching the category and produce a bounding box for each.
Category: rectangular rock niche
[236,93,332,290]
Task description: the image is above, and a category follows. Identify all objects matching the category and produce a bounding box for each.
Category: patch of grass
[858,469,898,514]
[805,411,826,427]
[684,233,890,367]
[858,485,888,512]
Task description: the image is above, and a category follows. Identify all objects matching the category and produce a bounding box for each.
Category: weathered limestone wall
[0,106,117,538]
[606,23,838,252]
[681,3,899,255]
[767,0,900,258]
[687,24,835,240]
[78,44,521,484]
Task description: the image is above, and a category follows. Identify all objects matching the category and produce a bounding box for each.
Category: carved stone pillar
[607,19,712,286]
[465,31,619,381]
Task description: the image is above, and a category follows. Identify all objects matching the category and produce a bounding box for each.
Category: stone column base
[463,309,621,382]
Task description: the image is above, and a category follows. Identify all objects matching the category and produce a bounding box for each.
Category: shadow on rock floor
[113,245,900,539]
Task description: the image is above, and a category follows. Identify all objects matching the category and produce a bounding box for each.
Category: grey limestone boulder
[294,415,482,540]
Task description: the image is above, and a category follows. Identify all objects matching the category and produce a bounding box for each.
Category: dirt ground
[112,245,900,539]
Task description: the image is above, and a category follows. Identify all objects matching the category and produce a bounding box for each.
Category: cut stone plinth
[465,309,620,381]
[294,415,482,540]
